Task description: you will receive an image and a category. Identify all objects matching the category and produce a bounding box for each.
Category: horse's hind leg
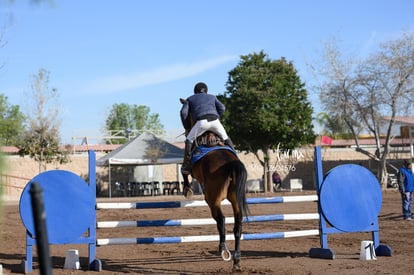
[210,202,231,261]
[228,196,243,271]
[232,209,243,271]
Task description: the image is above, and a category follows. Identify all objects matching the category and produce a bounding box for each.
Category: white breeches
[186,119,229,142]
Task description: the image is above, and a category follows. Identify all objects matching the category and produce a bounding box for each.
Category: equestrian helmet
[194,82,208,94]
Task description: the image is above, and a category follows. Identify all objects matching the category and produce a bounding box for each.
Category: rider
[180,82,234,175]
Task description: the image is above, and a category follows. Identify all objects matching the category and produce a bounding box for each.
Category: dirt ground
[1,190,413,275]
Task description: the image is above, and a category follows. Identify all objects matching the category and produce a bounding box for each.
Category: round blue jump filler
[320,164,382,232]
[19,170,95,244]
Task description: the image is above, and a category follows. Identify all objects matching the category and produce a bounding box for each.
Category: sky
[0,0,413,145]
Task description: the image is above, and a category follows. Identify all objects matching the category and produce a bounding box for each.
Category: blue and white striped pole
[96,195,318,210]
[96,230,319,246]
[97,213,319,228]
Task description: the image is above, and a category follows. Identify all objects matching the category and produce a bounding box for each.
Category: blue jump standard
[308,146,392,259]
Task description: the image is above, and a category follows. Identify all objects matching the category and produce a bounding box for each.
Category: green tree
[0,94,25,146]
[105,103,164,144]
[219,51,315,192]
[17,69,69,172]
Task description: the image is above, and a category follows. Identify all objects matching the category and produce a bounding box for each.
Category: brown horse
[180,98,249,271]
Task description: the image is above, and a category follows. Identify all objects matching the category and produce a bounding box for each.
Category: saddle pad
[191,145,237,164]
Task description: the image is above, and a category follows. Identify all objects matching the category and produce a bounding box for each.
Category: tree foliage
[0,94,25,146]
[218,51,315,191]
[313,31,414,188]
[315,112,355,139]
[17,69,68,172]
[105,103,164,144]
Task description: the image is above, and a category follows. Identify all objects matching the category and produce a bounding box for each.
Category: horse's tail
[227,160,250,217]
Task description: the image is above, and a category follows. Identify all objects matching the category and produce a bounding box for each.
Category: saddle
[190,131,236,164]
[194,131,224,147]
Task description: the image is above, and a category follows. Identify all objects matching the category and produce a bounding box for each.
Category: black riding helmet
[194,82,208,94]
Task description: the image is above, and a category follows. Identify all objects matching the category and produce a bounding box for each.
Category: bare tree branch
[312,30,414,188]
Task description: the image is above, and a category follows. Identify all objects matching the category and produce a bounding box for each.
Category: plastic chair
[162,181,171,195]
[170,181,180,195]
[114,182,125,197]
[152,181,160,196]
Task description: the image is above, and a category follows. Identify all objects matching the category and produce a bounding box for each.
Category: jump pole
[97,230,320,246]
[96,195,318,209]
[97,213,320,228]
[96,195,320,250]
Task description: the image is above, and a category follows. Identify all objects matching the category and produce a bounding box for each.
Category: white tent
[96,132,183,197]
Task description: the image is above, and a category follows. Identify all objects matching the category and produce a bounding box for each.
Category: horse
[179,98,250,271]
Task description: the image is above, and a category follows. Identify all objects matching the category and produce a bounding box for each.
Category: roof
[96,132,184,166]
[70,144,121,152]
[0,144,122,154]
[1,146,19,154]
[328,137,412,147]
[383,116,414,126]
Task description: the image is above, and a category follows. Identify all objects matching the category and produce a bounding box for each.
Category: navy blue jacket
[180,93,225,129]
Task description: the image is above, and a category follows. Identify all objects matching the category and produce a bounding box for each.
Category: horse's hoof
[221,249,232,261]
[232,264,242,272]
[183,188,193,199]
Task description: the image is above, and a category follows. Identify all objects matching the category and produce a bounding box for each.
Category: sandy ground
[1,190,413,275]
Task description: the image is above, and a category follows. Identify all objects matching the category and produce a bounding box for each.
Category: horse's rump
[192,149,249,217]
[223,158,249,217]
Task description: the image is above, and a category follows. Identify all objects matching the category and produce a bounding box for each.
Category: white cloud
[84,55,238,94]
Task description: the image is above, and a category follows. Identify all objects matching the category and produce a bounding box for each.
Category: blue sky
[1,0,413,144]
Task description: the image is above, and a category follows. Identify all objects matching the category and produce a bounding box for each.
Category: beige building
[1,141,409,200]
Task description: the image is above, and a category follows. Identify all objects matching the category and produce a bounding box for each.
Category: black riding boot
[224,138,235,150]
[181,140,193,175]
